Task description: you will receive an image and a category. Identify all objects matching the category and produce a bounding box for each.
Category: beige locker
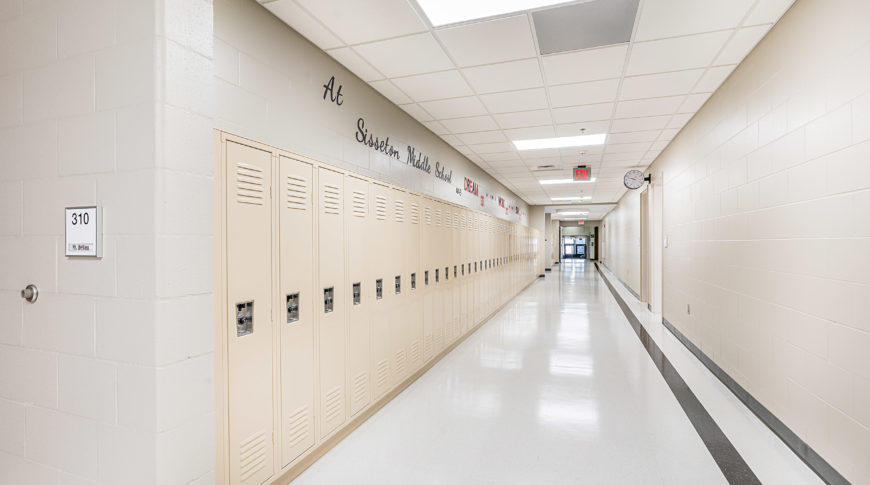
[370,183,392,399]
[345,175,371,417]
[391,188,409,382]
[317,167,347,438]
[450,210,460,343]
[278,155,316,468]
[407,194,423,372]
[421,198,436,361]
[433,202,445,352]
[226,141,275,485]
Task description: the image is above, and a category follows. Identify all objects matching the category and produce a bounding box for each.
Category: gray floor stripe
[594,263,761,485]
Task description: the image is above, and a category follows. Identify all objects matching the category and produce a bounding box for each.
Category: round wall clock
[623,170,645,190]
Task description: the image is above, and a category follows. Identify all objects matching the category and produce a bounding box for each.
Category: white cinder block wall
[0,1,215,484]
[605,0,870,481]
[601,188,641,293]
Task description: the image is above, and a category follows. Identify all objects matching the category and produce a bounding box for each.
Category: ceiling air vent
[533,0,640,55]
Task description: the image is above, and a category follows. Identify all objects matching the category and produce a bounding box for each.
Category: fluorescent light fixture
[513,134,606,151]
[551,196,592,201]
[416,0,570,26]
[558,211,588,216]
[539,178,597,185]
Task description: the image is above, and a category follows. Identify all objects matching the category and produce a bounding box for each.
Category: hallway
[290,262,815,484]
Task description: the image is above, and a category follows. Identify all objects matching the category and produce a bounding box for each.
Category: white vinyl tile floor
[289,260,822,485]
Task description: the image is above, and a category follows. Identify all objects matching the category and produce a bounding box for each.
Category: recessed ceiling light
[513,134,606,151]
[551,196,592,201]
[539,178,597,185]
[558,211,588,215]
[416,0,571,27]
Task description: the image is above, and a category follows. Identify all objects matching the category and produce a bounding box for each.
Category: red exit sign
[577,220,585,225]
[574,166,591,181]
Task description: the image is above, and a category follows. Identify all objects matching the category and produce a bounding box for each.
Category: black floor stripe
[593,263,761,485]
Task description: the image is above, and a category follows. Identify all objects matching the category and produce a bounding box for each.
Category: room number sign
[65,206,101,257]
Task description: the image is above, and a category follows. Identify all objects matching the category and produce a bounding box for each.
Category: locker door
[345,175,371,416]
[434,202,446,352]
[407,195,423,372]
[422,199,435,361]
[317,167,346,438]
[391,188,408,382]
[226,141,274,485]
[278,155,315,467]
[370,183,392,399]
[451,210,460,343]
[463,211,472,333]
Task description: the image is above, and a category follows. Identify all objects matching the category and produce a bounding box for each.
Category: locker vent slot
[376,360,389,388]
[323,184,341,215]
[410,340,421,364]
[435,209,441,226]
[239,430,267,482]
[351,190,367,218]
[453,215,459,229]
[286,406,311,449]
[353,372,368,405]
[410,203,419,224]
[424,334,432,357]
[395,349,406,376]
[395,199,404,223]
[375,195,388,220]
[236,163,265,206]
[424,207,432,225]
[286,175,308,210]
[324,386,343,423]
[434,332,443,350]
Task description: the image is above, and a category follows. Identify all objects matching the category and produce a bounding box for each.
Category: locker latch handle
[324,287,334,313]
[236,301,254,336]
[287,293,299,323]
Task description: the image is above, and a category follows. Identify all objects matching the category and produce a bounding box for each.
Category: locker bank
[2,0,869,484]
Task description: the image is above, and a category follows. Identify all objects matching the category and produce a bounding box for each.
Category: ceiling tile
[454,145,473,155]
[649,140,670,151]
[551,103,614,124]
[354,33,453,78]
[541,44,628,85]
[668,113,694,128]
[604,151,647,162]
[715,25,771,65]
[694,65,735,92]
[615,96,684,118]
[634,0,755,41]
[619,69,705,100]
[745,0,795,25]
[326,47,384,81]
[658,128,680,141]
[626,31,732,76]
[439,133,460,144]
[479,88,548,114]
[296,0,427,45]
[421,120,449,135]
[548,79,620,107]
[435,14,537,67]
[480,151,521,162]
[391,70,473,102]
[419,96,487,119]
[469,142,516,154]
[264,0,343,50]
[679,93,711,113]
[457,131,507,145]
[555,121,611,136]
[606,130,662,144]
[610,115,671,132]
[494,109,553,129]
[462,58,544,93]
[440,115,499,133]
[606,142,652,154]
[503,125,556,140]
[398,103,433,121]
[369,79,412,104]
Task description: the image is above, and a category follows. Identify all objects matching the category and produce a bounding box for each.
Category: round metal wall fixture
[21,284,38,303]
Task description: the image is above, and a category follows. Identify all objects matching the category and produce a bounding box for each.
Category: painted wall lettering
[322,75,344,105]
[435,162,452,183]
[356,117,401,159]
[406,146,432,174]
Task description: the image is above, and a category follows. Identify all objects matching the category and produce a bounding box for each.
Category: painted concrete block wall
[608,0,870,481]
[602,189,641,293]
[0,1,215,484]
[213,0,529,225]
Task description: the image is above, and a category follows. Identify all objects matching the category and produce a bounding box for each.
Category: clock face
[624,170,645,190]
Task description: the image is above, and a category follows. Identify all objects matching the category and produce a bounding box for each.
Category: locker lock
[445,267,449,280]
[353,283,361,305]
[324,287,334,313]
[395,275,401,294]
[424,271,429,286]
[287,293,299,323]
[376,279,383,299]
[236,301,254,337]
[411,273,416,290]
[453,265,457,278]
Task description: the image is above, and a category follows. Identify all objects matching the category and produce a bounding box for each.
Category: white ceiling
[261,0,794,207]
